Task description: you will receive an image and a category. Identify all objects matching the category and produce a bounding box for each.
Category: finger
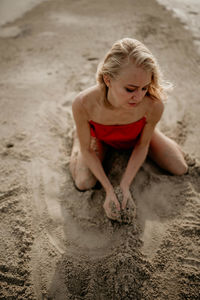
[108,204,121,219]
[103,203,117,219]
[122,198,127,210]
[107,210,118,220]
[110,206,120,217]
[114,200,121,211]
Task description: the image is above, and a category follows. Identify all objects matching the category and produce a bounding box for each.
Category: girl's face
[105,63,152,109]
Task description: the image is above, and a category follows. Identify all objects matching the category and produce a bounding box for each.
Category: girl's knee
[171,161,188,176]
[74,176,97,191]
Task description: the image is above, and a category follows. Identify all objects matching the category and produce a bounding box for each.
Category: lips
[128,102,137,105]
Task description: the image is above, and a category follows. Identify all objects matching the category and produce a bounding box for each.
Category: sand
[0,0,200,299]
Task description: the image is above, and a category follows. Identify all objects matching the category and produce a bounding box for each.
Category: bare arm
[72,95,121,219]
[72,95,113,193]
[120,100,164,202]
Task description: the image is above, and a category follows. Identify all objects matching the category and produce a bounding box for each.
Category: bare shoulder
[146,97,164,125]
[72,85,102,119]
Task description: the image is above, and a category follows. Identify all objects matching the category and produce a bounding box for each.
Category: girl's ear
[103,74,111,87]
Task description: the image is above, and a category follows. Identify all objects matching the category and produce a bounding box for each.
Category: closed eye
[125,88,135,93]
[125,87,148,93]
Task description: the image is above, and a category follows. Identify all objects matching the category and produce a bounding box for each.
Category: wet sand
[0,0,200,299]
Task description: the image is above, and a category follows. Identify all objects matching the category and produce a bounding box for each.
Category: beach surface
[0,0,200,299]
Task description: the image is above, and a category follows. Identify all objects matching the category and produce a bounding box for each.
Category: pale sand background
[0,0,200,299]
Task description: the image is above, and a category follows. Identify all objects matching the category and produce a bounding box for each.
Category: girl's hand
[120,184,131,210]
[120,184,136,218]
[103,190,121,220]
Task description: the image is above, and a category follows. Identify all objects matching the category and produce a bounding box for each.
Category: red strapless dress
[89,117,146,149]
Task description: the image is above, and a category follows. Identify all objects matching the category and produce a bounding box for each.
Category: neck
[103,86,115,109]
[106,87,123,110]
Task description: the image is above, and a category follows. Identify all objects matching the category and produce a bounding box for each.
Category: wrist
[104,184,114,194]
[120,180,130,191]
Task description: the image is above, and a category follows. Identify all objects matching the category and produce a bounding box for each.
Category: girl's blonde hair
[96,38,171,106]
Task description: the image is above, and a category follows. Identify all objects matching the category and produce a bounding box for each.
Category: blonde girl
[70,38,188,220]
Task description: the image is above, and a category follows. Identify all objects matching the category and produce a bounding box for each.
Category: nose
[131,89,143,102]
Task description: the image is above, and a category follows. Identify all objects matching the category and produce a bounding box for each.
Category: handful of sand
[108,186,137,224]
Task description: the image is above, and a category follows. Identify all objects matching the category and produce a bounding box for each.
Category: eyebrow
[127,82,151,88]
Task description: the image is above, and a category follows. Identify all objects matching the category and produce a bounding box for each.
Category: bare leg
[70,131,107,190]
[148,128,188,175]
